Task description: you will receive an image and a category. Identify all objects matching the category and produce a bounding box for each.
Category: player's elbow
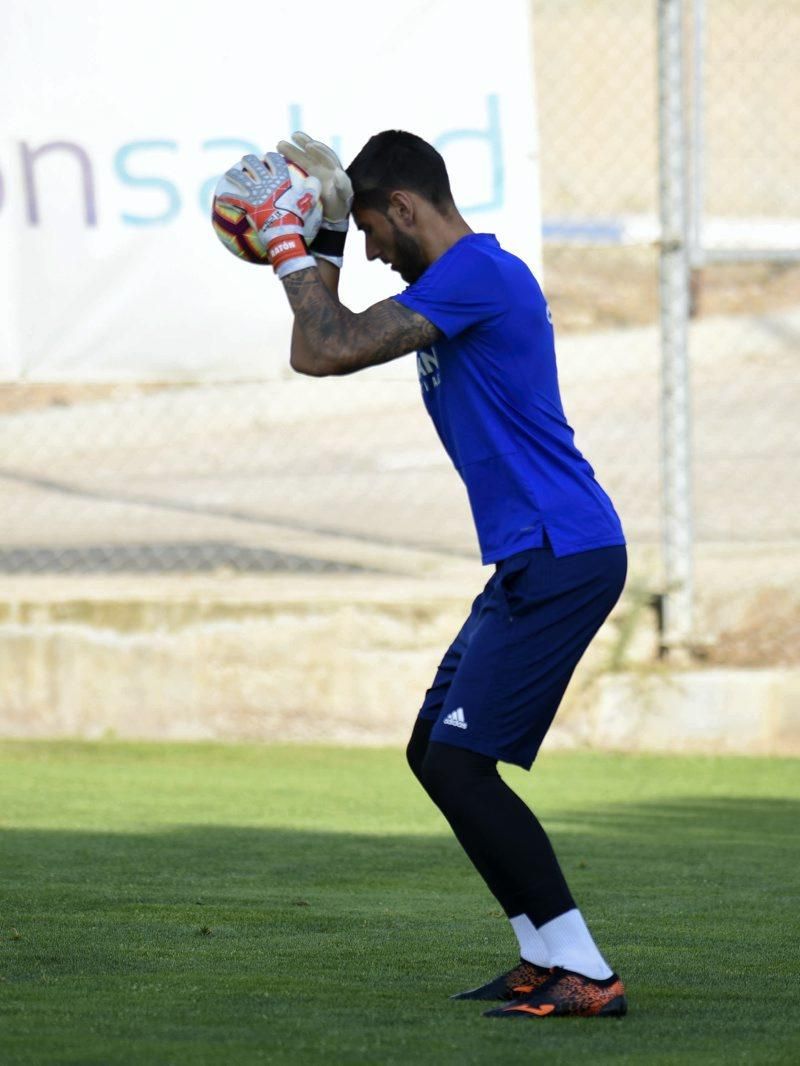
[290,340,354,377]
[289,338,335,377]
[289,351,326,376]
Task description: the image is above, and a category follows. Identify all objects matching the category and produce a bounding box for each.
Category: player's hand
[276,132,352,268]
[277,132,352,226]
[223,152,320,278]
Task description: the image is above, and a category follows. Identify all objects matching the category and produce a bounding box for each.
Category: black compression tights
[406,718,575,927]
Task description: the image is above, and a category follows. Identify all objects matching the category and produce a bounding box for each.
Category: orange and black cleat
[450,959,553,1001]
[483,967,627,1018]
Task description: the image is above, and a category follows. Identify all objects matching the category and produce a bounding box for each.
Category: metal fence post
[689,0,706,264]
[657,0,694,656]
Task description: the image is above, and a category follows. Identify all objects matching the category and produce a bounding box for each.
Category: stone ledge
[0,582,795,755]
[574,668,800,756]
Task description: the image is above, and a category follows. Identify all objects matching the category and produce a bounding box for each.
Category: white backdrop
[0,0,541,380]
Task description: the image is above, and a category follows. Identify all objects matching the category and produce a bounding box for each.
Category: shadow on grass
[2,795,797,965]
[2,794,796,886]
[2,797,799,1065]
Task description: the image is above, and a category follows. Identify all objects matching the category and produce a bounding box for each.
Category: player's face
[353,205,428,284]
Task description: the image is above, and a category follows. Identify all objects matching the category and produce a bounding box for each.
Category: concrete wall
[1,575,797,755]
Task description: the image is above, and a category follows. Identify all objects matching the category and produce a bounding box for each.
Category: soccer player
[223,132,628,1019]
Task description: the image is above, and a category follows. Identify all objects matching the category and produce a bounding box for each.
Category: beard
[390,221,428,284]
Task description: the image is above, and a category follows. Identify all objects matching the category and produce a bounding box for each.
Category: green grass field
[1,742,798,1065]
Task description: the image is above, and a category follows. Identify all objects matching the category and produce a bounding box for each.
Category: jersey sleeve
[394,243,505,339]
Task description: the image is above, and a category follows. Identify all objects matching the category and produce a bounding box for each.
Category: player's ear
[388,190,416,228]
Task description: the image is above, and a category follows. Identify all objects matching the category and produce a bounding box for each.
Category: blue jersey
[394,233,625,564]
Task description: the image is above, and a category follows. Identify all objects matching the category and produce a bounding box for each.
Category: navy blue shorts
[418,540,627,769]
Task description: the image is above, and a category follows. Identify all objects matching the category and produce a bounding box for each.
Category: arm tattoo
[283,268,442,375]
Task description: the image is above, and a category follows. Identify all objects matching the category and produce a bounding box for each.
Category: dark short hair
[346,131,455,215]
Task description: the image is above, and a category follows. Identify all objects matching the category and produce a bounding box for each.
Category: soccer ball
[211,156,323,265]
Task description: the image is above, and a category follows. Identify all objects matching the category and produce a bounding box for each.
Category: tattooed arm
[284,263,442,377]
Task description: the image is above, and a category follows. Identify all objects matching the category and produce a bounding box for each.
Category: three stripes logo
[443,707,468,730]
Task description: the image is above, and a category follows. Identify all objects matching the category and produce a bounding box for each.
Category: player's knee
[406,717,434,783]
[406,735,424,781]
[416,749,450,806]
[417,741,497,813]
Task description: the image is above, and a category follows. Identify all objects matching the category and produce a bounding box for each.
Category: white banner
[0,0,541,380]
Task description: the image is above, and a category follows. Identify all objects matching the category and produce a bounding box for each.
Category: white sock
[537,909,613,980]
[509,914,550,967]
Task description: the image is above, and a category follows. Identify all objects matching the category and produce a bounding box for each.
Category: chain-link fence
[1,0,798,668]
[535,0,800,666]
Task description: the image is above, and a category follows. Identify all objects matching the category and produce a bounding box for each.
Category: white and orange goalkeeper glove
[276,131,353,268]
[223,152,321,279]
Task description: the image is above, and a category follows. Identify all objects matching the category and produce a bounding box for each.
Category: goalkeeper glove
[223,153,321,279]
[276,131,353,268]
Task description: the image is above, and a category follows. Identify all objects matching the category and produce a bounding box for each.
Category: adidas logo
[443,707,467,730]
